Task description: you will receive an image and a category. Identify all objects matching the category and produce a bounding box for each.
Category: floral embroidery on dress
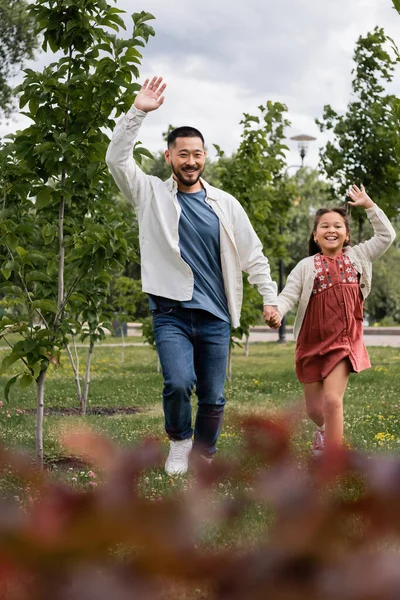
[313,253,358,294]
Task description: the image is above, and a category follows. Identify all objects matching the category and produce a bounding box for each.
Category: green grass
[1,343,400,459]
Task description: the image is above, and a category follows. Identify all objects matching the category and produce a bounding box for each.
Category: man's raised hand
[134,76,167,113]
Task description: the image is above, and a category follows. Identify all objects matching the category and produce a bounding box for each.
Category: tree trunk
[120,326,125,362]
[245,334,250,357]
[55,175,66,328]
[81,341,94,415]
[227,345,232,381]
[66,342,82,406]
[36,369,46,468]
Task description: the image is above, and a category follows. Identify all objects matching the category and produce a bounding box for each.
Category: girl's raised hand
[347,184,374,209]
[133,76,167,113]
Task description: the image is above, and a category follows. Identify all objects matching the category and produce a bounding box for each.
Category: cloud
[2,0,400,169]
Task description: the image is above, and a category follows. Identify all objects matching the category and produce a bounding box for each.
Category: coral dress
[295,253,371,384]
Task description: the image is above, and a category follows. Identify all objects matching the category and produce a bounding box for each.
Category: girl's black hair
[308,207,351,256]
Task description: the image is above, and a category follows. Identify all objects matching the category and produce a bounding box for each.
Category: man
[106,76,280,475]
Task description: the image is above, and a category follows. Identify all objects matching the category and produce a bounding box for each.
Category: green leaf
[36,329,52,340]
[42,224,55,245]
[25,251,47,265]
[31,300,57,313]
[5,233,19,251]
[0,284,23,295]
[32,362,42,379]
[16,247,28,258]
[134,146,154,161]
[392,0,400,14]
[1,269,11,281]
[24,338,37,353]
[20,374,34,390]
[25,271,52,283]
[29,98,40,116]
[1,351,26,372]
[35,188,52,209]
[4,375,19,403]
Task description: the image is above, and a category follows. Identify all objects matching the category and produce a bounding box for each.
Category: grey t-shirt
[148,188,230,323]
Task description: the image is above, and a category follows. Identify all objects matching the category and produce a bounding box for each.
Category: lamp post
[277,134,316,343]
[290,134,317,167]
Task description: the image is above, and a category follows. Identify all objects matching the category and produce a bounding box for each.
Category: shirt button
[360,283,365,288]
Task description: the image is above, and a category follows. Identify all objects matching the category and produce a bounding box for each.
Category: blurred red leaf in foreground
[0,415,399,599]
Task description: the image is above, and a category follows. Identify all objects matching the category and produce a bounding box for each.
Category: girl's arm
[347,184,396,262]
[277,261,304,317]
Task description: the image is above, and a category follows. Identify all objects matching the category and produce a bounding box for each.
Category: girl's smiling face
[314,211,349,256]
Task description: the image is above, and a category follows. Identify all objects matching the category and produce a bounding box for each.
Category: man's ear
[164,149,171,165]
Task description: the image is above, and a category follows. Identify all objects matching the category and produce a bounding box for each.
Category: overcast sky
[2,0,400,170]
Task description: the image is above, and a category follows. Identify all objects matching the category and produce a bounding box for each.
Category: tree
[364,227,400,324]
[0,0,38,119]
[285,168,332,273]
[214,102,295,359]
[317,27,400,242]
[110,276,148,322]
[0,0,155,465]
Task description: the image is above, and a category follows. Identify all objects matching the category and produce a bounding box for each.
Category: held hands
[347,184,374,209]
[133,76,167,113]
[263,305,281,330]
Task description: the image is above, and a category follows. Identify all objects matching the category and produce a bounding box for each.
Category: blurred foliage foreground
[1,415,400,599]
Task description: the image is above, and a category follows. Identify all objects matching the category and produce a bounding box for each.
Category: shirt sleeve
[353,204,396,263]
[105,106,153,209]
[232,199,278,306]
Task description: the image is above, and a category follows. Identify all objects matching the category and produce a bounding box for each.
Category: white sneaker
[165,439,193,475]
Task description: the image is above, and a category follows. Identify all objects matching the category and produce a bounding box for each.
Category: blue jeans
[152,307,231,457]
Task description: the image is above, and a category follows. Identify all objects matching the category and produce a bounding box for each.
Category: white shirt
[106,106,278,328]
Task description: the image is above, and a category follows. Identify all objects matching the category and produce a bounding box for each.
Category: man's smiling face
[165,137,206,191]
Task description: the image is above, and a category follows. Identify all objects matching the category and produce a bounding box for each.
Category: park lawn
[0,342,400,463]
[0,342,399,554]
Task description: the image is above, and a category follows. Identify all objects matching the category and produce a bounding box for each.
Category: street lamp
[278,133,316,343]
[290,134,317,167]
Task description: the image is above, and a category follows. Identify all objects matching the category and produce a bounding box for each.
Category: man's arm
[105,77,167,208]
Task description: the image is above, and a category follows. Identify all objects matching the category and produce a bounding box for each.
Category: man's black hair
[167,126,205,148]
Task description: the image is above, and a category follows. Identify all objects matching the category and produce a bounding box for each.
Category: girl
[276,184,396,454]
